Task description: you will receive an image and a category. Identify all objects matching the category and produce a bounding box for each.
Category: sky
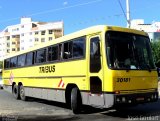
[0,0,160,34]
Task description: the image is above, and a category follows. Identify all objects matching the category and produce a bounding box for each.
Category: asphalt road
[0,89,160,121]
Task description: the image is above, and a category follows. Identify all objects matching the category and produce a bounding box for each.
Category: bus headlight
[116,98,120,102]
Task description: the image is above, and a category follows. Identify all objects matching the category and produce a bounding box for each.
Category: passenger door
[88,35,104,107]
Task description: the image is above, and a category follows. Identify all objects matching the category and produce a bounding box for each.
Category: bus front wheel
[13,84,20,100]
[71,87,82,114]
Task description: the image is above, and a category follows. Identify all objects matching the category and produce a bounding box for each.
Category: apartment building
[0,33,6,60]
[130,19,160,41]
[0,17,63,61]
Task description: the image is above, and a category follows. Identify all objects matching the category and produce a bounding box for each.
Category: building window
[12,42,16,45]
[35,38,39,42]
[12,48,16,51]
[32,23,37,28]
[41,38,45,42]
[7,36,10,40]
[5,29,8,32]
[12,35,19,38]
[7,49,10,53]
[49,37,52,41]
[21,33,24,36]
[12,28,19,32]
[7,43,10,47]
[54,29,62,32]
[21,47,24,50]
[35,32,39,35]
[30,32,32,35]
[49,30,53,34]
[41,31,45,35]
[21,25,24,28]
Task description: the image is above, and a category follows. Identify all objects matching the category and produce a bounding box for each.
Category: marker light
[115,91,120,94]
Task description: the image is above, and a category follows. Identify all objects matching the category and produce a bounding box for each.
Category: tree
[0,62,2,69]
[151,40,160,67]
[0,61,2,68]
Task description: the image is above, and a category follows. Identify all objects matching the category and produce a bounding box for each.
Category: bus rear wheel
[13,84,20,99]
[20,85,27,101]
[71,87,82,114]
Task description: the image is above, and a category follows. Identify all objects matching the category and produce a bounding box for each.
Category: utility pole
[126,0,131,28]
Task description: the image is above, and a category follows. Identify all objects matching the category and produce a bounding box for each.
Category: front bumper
[114,91,158,105]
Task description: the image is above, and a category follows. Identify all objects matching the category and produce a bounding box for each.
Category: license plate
[136,97,144,101]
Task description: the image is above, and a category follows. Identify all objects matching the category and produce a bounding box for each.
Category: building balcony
[4,32,10,36]
[32,27,38,31]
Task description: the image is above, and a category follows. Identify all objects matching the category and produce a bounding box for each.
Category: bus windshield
[106,31,156,70]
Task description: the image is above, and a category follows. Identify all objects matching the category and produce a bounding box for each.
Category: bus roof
[4,25,148,59]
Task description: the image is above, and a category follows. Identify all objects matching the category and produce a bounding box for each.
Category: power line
[27,0,103,17]
[117,0,128,24]
[0,0,103,23]
[66,15,124,27]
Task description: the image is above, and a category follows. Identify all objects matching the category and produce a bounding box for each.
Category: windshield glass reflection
[106,31,156,70]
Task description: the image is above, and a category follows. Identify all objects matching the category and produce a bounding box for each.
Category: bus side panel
[104,93,114,108]
[24,87,65,103]
[3,59,88,104]
[3,85,12,93]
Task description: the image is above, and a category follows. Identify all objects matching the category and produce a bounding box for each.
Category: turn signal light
[115,91,120,94]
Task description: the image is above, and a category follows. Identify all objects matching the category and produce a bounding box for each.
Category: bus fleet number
[117,78,130,82]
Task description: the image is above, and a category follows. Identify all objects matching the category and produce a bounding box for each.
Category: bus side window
[59,44,63,60]
[73,37,85,58]
[4,59,11,69]
[35,48,46,63]
[48,45,59,61]
[26,52,34,66]
[63,41,73,59]
[10,57,17,68]
[18,54,26,67]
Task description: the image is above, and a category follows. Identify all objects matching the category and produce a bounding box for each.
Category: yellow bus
[3,25,158,113]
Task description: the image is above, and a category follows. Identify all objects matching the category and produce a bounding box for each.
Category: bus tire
[71,87,82,114]
[20,85,27,101]
[13,84,20,100]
